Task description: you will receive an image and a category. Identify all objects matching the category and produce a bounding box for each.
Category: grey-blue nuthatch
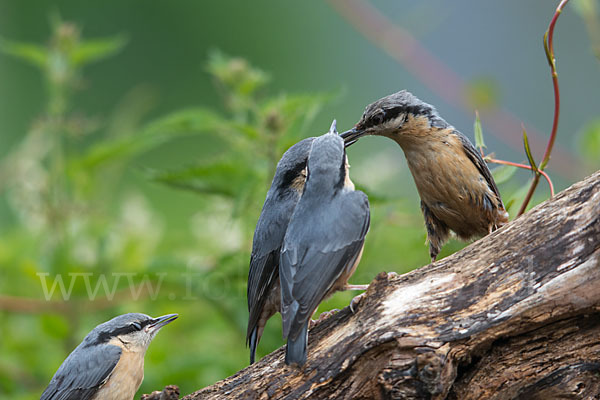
[280,121,370,366]
[41,313,177,400]
[247,136,315,364]
[342,91,508,261]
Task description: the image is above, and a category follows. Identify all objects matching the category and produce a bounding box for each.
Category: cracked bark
[156,170,600,400]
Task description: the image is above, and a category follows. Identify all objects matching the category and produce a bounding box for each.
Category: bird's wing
[280,191,370,340]
[246,195,295,343]
[40,344,122,400]
[455,131,504,206]
[246,250,278,343]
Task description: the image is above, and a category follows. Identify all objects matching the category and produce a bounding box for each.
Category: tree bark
[178,170,600,399]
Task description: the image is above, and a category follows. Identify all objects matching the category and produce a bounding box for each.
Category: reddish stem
[540,1,566,168]
[487,158,555,196]
[517,0,568,216]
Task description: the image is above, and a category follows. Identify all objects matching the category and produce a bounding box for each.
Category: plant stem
[487,158,555,196]
[517,0,569,216]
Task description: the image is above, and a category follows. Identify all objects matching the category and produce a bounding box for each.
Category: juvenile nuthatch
[280,121,370,366]
[342,91,508,261]
[41,313,177,400]
[247,136,315,364]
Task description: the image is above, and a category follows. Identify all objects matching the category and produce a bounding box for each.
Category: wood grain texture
[176,170,600,400]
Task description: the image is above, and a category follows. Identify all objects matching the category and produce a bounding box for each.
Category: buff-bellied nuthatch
[41,313,177,400]
[280,121,370,366]
[247,136,315,364]
[342,91,508,261]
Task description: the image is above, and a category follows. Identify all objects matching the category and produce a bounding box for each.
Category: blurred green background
[0,1,599,398]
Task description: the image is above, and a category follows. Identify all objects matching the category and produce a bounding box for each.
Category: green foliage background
[0,2,599,399]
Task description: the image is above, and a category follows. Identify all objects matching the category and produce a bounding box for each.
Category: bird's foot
[309,309,340,328]
[349,293,366,314]
[142,385,180,400]
[344,284,369,291]
[428,255,438,267]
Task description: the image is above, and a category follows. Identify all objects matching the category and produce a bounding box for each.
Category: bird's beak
[340,127,367,148]
[147,313,178,333]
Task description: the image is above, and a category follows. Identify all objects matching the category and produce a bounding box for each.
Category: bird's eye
[131,322,142,331]
[371,111,385,126]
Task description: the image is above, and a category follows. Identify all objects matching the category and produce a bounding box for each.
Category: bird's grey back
[280,132,370,339]
[304,133,345,189]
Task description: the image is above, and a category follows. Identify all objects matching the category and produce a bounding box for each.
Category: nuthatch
[247,136,315,364]
[41,313,177,400]
[280,121,370,366]
[342,91,508,261]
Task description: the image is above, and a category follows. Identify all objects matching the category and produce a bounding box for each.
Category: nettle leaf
[73,107,226,170]
[491,164,518,185]
[148,159,260,199]
[0,37,47,68]
[144,107,226,134]
[221,121,261,143]
[70,35,128,66]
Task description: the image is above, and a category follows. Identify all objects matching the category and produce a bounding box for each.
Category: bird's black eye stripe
[364,105,424,129]
[88,319,153,346]
[280,160,308,188]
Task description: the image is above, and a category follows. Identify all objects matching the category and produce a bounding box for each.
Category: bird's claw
[309,309,340,329]
[349,293,366,314]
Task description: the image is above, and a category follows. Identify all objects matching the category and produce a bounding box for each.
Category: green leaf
[473,110,486,150]
[223,121,261,141]
[71,35,128,66]
[506,181,533,215]
[72,107,226,170]
[504,197,516,214]
[491,164,518,185]
[579,118,600,164]
[148,158,260,198]
[0,37,47,68]
[144,107,225,135]
[522,126,538,173]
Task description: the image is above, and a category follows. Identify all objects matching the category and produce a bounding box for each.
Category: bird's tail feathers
[249,328,258,365]
[285,323,308,367]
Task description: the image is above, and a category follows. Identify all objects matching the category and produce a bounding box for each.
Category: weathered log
[176,170,600,399]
